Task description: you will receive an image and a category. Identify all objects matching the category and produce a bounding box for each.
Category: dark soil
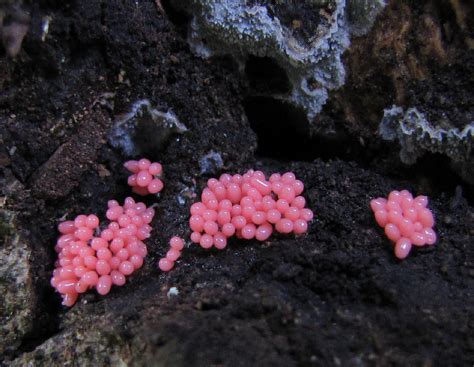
[1,0,473,366]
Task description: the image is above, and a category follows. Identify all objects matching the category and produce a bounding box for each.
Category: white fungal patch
[167,287,179,299]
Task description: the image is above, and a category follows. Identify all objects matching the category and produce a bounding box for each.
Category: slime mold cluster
[124,158,164,196]
[51,197,155,306]
[370,190,436,259]
[159,170,314,271]
[51,154,440,308]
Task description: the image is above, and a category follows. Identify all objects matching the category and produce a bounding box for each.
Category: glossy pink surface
[197,170,313,247]
[371,190,437,259]
[124,158,164,196]
[157,236,187,271]
[159,170,314,272]
[52,197,155,306]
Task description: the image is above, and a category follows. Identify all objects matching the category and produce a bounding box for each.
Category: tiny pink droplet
[399,218,414,238]
[370,198,387,212]
[96,275,112,295]
[86,214,99,228]
[203,220,219,235]
[166,249,181,261]
[384,224,401,242]
[199,234,214,249]
[255,223,273,241]
[148,179,164,194]
[276,218,294,234]
[241,224,257,239]
[136,170,153,187]
[124,160,140,173]
[231,215,247,229]
[293,219,308,235]
[423,228,437,245]
[62,292,78,307]
[58,221,76,234]
[388,191,403,203]
[148,162,162,175]
[111,270,126,286]
[170,236,185,251]
[119,261,134,276]
[395,238,412,259]
[213,233,227,249]
[418,208,434,228]
[411,232,426,247]
[129,254,144,269]
[159,258,174,272]
[138,158,151,170]
[222,223,236,237]
[96,259,111,276]
[190,232,202,243]
[374,210,388,227]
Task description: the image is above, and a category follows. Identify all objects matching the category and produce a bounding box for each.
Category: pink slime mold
[51,197,155,306]
[158,170,314,271]
[370,190,436,259]
[158,236,184,272]
[124,158,164,196]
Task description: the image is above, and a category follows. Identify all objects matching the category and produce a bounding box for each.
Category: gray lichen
[176,0,385,119]
[109,99,187,156]
[199,150,224,175]
[380,106,474,182]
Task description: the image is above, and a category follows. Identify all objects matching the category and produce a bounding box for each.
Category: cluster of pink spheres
[124,159,164,196]
[370,190,436,259]
[51,197,155,306]
[51,153,440,306]
[158,170,314,272]
[158,237,185,272]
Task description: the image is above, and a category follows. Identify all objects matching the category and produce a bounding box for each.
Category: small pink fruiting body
[124,158,164,196]
[52,197,155,306]
[159,170,314,272]
[370,190,436,259]
[158,236,185,272]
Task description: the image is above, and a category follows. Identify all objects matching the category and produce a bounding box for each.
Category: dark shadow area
[16,285,62,356]
[245,56,291,94]
[161,0,191,27]
[243,96,359,161]
[243,96,311,161]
